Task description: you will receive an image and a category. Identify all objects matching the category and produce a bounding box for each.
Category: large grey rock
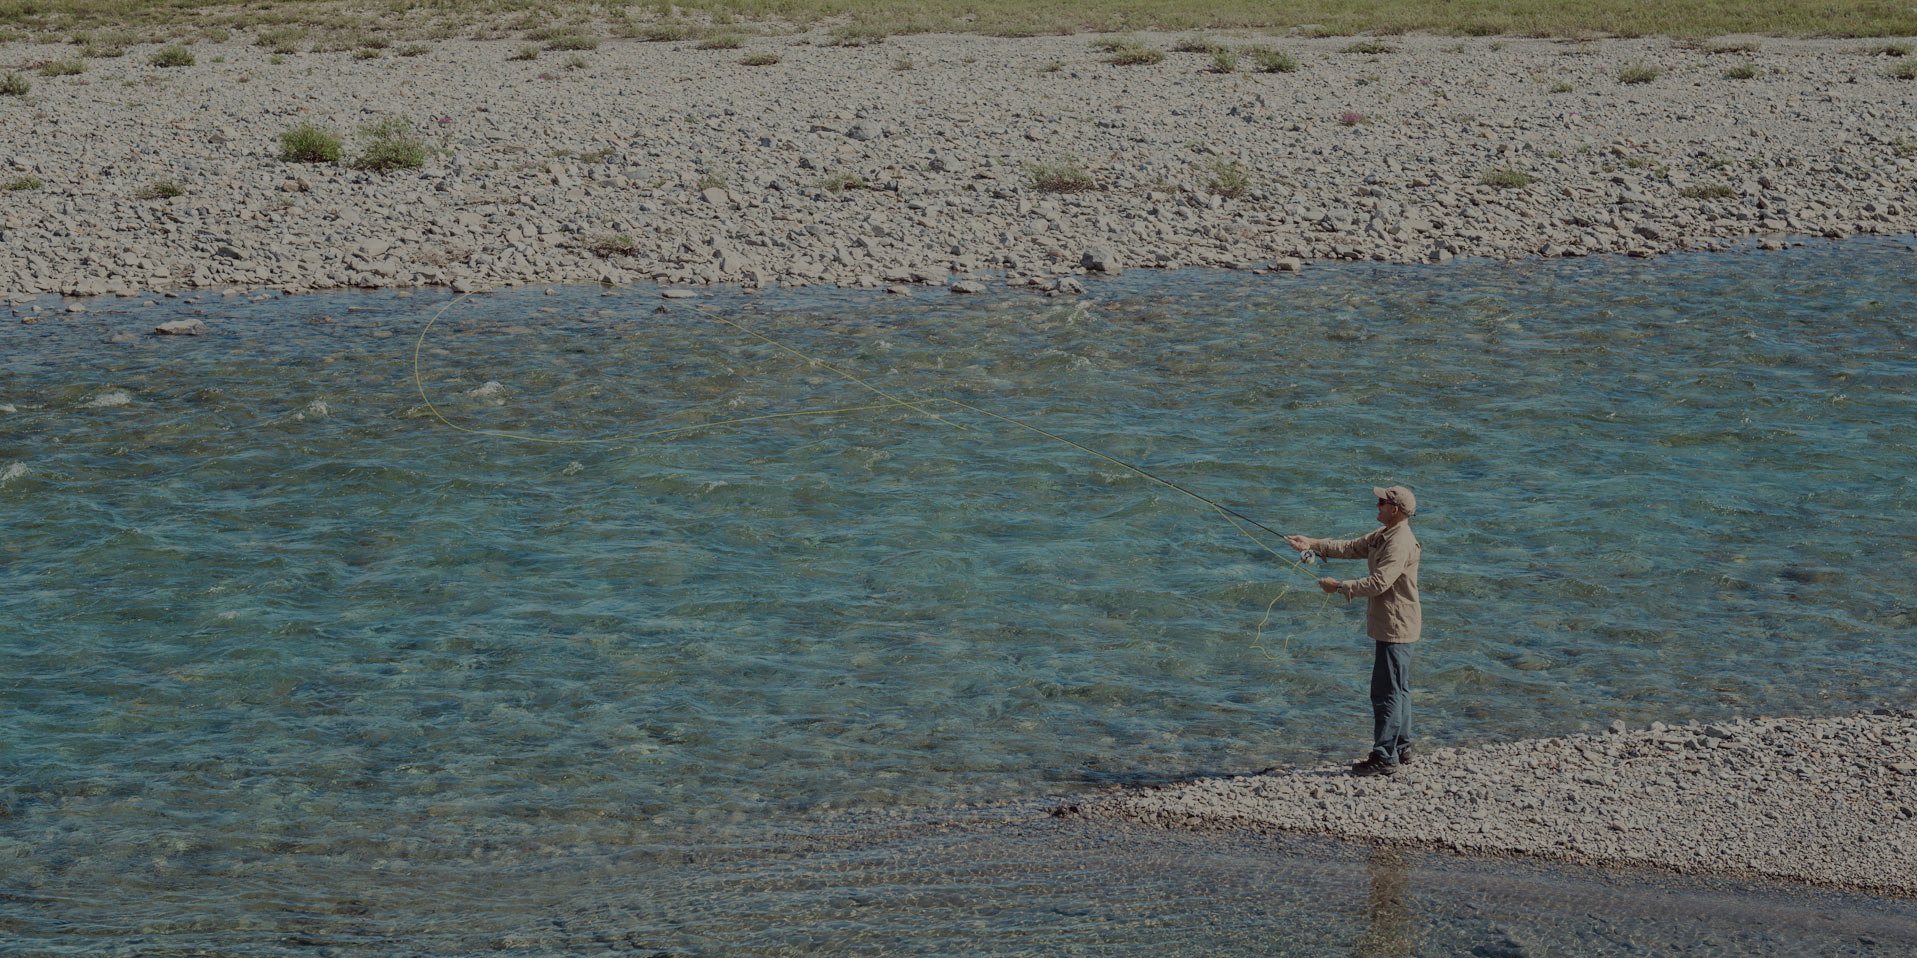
[154,319,208,336]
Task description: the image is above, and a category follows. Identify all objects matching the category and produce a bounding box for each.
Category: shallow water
[4,238,1915,953]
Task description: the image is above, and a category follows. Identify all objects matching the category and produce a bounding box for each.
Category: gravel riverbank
[3,31,1916,301]
[1062,710,1917,897]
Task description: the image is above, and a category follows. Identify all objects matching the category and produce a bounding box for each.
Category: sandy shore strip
[2,31,1915,302]
[1060,710,1917,897]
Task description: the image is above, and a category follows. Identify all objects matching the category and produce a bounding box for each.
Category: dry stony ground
[1,31,1916,304]
[1064,711,1917,896]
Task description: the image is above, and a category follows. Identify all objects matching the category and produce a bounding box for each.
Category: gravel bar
[1061,710,1917,897]
[3,32,1916,303]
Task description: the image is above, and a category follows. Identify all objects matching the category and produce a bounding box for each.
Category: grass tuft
[279,122,342,163]
[509,44,539,61]
[133,179,185,200]
[815,172,868,191]
[1209,47,1237,73]
[1864,43,1911,56]
[1204,157,1250,198]
[1722,62,1759,79]
[350,116,429,172]
[39,58,85,76]
[1029,158,1097,193]
[4,174,44,191]
[1106,40,1165,66]
[1040,60,1065,73]
[1891,60,1917,80]
[636,23,698,42]
[1703,38,1761,53]
[544,34,599,51]
[1548,80,1574,92]
[564,53,589,69]
[397,43,431,57]
[580,233,638,257]
[1617,60,1660,83]
[740,52,781,66]
[1245,46,1298,72]
[1171,35,1217,53]
[696,34,743,49]
[149,44,194,68]
[1341,40,1396,54]
[1480,167,1534,188]
[258,27,305,54]
[0,71,29,96]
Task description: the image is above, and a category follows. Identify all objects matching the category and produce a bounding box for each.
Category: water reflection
[1355,846,1417,958]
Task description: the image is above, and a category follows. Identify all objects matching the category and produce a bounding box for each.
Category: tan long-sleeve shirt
[1308,523,1421,643]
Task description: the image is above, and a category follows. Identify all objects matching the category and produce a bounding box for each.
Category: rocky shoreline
[3,31,1915,303]
[1060,710,1917,897]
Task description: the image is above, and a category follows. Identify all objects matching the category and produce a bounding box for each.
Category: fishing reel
[1299,549,1319,565]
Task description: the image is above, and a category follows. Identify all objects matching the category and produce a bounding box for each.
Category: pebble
[2,33,1914,299]
[1066,710,1917,896]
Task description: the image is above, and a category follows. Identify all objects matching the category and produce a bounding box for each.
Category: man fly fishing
[1285,486,1422,777]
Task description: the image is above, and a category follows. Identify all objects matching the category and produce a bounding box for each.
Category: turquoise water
[4,238,1915,953]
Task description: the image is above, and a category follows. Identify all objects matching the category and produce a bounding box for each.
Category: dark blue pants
[1370,641,1412,764]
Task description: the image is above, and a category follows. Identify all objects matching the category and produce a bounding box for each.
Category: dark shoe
[1350,755,1400,777]
[1400,744,1414,764]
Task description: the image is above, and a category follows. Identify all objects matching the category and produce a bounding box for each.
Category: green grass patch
[1548,79,1574,91]
[350,116,429,172]
[695,173,728,191]
[397,43,431,57]
[149,44,193,67]
[279,122,342,162]
[1029,158,1098,192]
[133,179,185,199]
[1209,47,1237,72]
[1106,40,1165,65]
[1245,46,1298,72]
[1170,35,1217,53]
[579,233,638,257]
[1617,60,1660,83]
[1340,40,1396,54]
[1677,184,1737,198]
[1702,38,1760,53]
[1892,59,1917,79]
[1203,157,1250,198]
[39,58,85,76]
[564,53,589,69]
[740,52,781,65]
[544,34,599,50]
[0,71,29,95]
[3,174,44,191]
[508,44,538,60]
[1480,167,1534,188]
[634,22,698,42]
[1864,42,1911,55]
[815,172,868,191]
[1722,61,1758,78]
[257,26,306,54]
[696,34,743,49]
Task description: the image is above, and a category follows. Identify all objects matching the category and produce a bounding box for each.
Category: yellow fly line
[411,291,1336,655]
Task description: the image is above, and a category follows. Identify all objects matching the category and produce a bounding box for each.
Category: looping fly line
[412,292,1337,656]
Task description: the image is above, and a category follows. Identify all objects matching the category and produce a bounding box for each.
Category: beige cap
[1373,485,1417,516]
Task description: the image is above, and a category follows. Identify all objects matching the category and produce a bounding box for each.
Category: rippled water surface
[4,239,1915,954]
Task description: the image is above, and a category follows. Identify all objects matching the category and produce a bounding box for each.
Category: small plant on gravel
[1890,60,1917,80]
[828,26,886,46]
[279,122,343,163]
[268,54,286,65]
[509,45,539,61]
[1702,39,1761,54]
[1209,47,1238,73]
[1864,42,1911,56]
[150,45,195,68]
[1677,184,1737,199]
[892,55,913,71]
[1341,40,1396,54]
[1087,35,1134,53]
[1204,157,1250,198]
[355,48,382,60]
[815,172,868,192]
[1893,139,1917,158]
[1617,60,1660,84]
[1479,167,1534,188]
[695,172,728,191]
[1040,60,1065,73]
[1548,80,1574,92]
[697,34,743,50]
[1339,111,1365,126]
[133,179,186,200]
[1028,158,1097,193]
[1245,46,1298,73]
[82,43,127,58]
[1722,62,1759,79]
[740,52,781,66]
[1106,41,1165,66]
[564,54,590,69]
[577,148,615,163]
[1171,36,1217,53]
[3,174,44,191]
[351,116,429,172]
[258,27,306,54]
[398,44,431,57]
[580,232,638,257]
[39,59,85,76]
[544,35,600,51]
[0,72,28,96]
